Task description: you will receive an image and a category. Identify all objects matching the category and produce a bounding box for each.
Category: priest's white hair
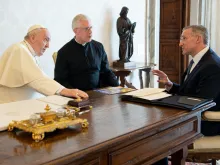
[72,14,91,30]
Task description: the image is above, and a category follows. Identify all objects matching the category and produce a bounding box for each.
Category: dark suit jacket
[54,39,119,90]
[169,48,220,111]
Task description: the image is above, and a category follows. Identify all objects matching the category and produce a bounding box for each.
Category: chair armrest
[202,111,220,121]
[52,52,58,64]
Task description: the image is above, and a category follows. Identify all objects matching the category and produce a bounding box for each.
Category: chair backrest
[52,52,58,64]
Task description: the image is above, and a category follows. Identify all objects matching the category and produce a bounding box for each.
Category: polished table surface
[0,91,212,165]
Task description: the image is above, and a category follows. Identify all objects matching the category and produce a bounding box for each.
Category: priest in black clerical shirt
[54,14,119,90]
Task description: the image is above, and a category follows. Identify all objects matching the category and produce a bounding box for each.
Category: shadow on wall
[101,9,113,63]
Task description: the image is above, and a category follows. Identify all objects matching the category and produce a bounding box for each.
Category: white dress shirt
[189,46,209,73]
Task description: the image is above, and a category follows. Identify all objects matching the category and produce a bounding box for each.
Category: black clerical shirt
[54,39,119,90]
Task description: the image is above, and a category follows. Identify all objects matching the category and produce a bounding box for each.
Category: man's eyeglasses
[77,26,93,32]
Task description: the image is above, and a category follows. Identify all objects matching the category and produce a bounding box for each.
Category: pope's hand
[60,88,89,99]
[151,69,173,88]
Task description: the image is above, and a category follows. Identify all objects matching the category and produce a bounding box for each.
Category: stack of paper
[123,88,171,100]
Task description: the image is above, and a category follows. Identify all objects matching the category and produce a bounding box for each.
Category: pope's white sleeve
[27,76,64,96]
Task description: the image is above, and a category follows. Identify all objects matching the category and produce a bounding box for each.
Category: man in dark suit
[153,25,220,136]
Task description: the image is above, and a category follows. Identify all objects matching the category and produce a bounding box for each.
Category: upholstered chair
[187,111,220,165]
[52,52,58,64]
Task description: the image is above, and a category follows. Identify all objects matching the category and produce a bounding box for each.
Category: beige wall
[0,0,146,87]
[190,0,220,56]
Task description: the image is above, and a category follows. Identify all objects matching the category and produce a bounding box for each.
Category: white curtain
[145,0,160,87]
[194,0,220,55]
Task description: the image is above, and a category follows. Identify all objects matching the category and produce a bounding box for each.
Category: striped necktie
[185,59,194,80]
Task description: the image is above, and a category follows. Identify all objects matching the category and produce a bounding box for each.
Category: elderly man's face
[74,20,92,44]
[32,29,50,56]
[179,28,199,56]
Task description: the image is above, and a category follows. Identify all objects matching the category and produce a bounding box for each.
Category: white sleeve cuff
[56,86,65,95]
[165,82,173,91]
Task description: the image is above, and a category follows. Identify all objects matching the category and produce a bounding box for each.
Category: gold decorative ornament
[8,104,89,142]
[44,104,51,111]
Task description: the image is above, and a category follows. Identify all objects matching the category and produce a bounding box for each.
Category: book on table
[121,88,215,111]
[94,86,135,95]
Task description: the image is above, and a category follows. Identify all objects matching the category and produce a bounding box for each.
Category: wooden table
[111,62,154,89]
[0,91,213,165]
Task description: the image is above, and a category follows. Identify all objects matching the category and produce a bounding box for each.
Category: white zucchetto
[27,24,45,33]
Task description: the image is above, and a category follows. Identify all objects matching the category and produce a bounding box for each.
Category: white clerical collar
[74,37,87,46]
[23,40,37,57]
[191,46,209,66]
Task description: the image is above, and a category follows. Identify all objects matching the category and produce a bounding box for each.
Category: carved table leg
[139,68,151,88]
[113,71,136,88]
[171,146,188,165]
[145,68,151,88]
[139,69,143,89]
[124,79,136,89]
[119,75,126,87]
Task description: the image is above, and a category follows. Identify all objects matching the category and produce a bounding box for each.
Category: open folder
[121,88,215,110]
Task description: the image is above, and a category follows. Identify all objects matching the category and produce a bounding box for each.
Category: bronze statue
[117,6,136,63]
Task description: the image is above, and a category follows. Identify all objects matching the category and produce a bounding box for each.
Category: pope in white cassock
[0,25,88,104]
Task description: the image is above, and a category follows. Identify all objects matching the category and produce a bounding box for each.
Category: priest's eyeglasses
[77,26,93,32]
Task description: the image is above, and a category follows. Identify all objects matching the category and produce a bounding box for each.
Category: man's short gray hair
[72,14,91,31]
[183,25,209,45]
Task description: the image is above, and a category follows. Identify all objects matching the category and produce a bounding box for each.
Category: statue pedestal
[113,61,136,68]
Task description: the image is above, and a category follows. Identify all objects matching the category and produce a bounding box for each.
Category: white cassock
[0,40,62,104]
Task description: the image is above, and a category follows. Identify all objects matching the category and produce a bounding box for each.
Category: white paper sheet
[123,88,165,96]
[123,88,171,99]
[140,92,171,100]
[0,99,60,131]
[37,95,73,106]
